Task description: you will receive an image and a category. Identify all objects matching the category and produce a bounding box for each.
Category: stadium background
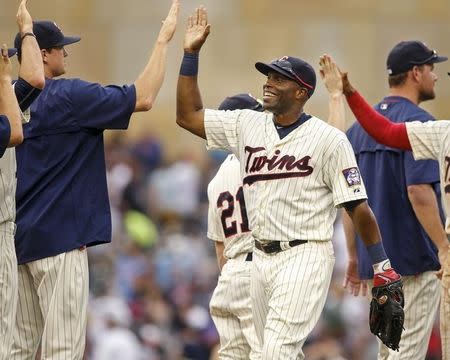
[1,0,449,359]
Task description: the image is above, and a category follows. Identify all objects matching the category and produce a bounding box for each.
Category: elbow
[9,131,24,147]
[27,75,46,90]
[176,114,188,129]
[135,98,154,112]
[407,184,430,206]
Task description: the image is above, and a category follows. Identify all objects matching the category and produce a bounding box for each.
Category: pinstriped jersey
[406,120,450,234]
[207,154,253,258]
[204,109,367,242]
[0,109,30,225]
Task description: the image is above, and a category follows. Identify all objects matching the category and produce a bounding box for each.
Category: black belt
[255,240,308,254]
[245,252,253,261]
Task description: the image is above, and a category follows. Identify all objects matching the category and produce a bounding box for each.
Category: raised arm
[176,6,211,139]
[0,45,22,147]
[133,0,179,112]
[16,0,44,89]
[342,74,411,150]
[319,54,346,132]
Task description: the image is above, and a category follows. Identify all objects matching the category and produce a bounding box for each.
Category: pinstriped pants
[375,271,440,360]
[251,241,335,360]
[209,253,261,359]
[0,222,18,360]
[442,286,450,360]
[11,248,89,360]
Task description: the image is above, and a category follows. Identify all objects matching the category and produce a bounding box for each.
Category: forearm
[18,35,45,89]
[134,41,169,112]
[176,52,206,138]
[346,91,411,150]
[214,241,226,271]
[346,201,382,247]
[0,78,22,146]
[328,93,346,132]
[343,210,358,261]
[408,184,448,252]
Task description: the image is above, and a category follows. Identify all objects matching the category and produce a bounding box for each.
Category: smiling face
[262,71,308,116]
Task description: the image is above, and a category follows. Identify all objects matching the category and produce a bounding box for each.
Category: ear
[411,66,423,82]
[41,49,48,63]
[296,87,308,101]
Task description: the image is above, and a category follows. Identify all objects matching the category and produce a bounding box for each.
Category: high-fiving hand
[319,54,343,97]
[17,0,33,35]
[157,0,180,44]
[0,45,12,80]
[184,6,210,53]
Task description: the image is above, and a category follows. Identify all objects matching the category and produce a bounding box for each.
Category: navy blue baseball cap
[255,56,317,97]
[218,93,264,111]
[7,48,17,57]
[387,41,447,76]
[14,20,80,56]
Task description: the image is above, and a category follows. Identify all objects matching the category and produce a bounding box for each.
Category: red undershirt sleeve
[346,91,412,151]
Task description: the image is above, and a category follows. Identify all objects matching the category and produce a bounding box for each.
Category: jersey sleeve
[204,109,241,154]
[406,120,450,161]
[0,115,11,158]
[207,181,224,242]
[403,151,440,186]
[70,79,137,130]
[324,139,368,207]
[13,77,42,112]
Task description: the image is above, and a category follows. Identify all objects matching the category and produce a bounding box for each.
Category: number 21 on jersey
[217,186,250,237]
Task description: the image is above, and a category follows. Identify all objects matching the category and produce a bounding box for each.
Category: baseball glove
[369,277,404,351]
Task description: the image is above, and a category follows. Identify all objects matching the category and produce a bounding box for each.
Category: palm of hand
[184,25,208,52]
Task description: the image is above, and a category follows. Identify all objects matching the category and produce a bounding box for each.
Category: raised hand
[184,6,210,53]
[319,54,343,96]
[157,0,180,44]
[341,72,356,96]
[343,259,368,296]
[0,45,12,80]
[16,0,33,34]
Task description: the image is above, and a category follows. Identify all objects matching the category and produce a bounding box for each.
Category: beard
[418,87,435,102]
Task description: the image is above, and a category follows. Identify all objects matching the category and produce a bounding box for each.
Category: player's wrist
[180,51,199,76]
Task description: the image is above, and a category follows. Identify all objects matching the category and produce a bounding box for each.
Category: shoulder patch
[342,167,361,187]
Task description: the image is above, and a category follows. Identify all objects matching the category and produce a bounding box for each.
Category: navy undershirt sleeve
[13,77,42,112]
[0,115,11,157]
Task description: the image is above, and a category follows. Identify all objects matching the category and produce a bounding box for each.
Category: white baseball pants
[11,248,89,360]
[210,252,261,359]
[251,241,335,360]
[0,222,18,360]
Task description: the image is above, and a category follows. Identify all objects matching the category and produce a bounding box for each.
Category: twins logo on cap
[342,167,361,187]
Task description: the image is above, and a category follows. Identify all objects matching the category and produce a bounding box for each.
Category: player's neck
[388,87,420,105]
[273,109,304,127]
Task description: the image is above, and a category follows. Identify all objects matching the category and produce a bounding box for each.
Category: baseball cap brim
[411,54,448,66]
[255,62,297,82]
[54,35,81,47]
[7,48,17,57]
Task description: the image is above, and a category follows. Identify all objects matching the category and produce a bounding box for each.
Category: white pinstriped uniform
[204,109,367,359]
[207,154,261,359]
[0,108,29,360]
[405,120,450,359]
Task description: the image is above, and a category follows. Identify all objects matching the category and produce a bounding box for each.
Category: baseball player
[326,67,450,359]
[176,7,403,359]
[208,93,263,360]
[0,1,44,359]
[10,2,179,359]
[321,44,447,360]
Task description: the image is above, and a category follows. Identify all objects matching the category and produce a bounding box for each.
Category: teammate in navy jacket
[10,2,179,359]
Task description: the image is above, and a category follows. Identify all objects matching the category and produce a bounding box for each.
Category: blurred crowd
[83,134,443,360]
